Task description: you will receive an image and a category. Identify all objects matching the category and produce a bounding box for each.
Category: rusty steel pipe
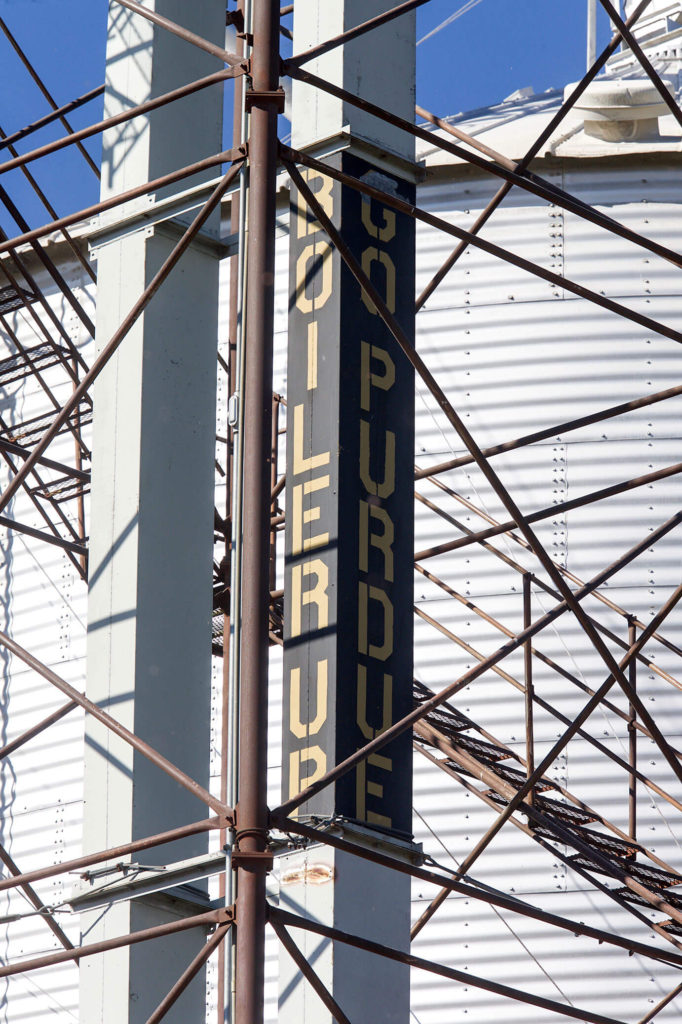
[271,816,682,969]
[114,0,243,67]
[234,2,280,1023]
[218,28,246,1021]
[0,516,87,557]
[289,0,431,67]
[271,472,286,503]
[270,908,625,1024]
[0,699,78,761]
[415,0,655,309]
[0,84,105,153]
[270,917,353,1024]
[0,68,241,180]
[269,394,279,590]
[0,843,74,952]
[0,818,222,897]
[628,619,638,842]
[0,908,230,980]
[71,355,88,574]
[282,146,682,346]
[145,923,231,1024]
[636,982,682,1024]
[0,147,240,260]
[414,383,682,480]
[414,461,682,561]
[0,437,88,481]
[0,15,100,178]
[0,628,232,818]
[274,507,682,819]
[0,159,243,517]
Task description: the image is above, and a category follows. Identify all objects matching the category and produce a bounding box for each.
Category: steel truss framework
[0,0,680,1022]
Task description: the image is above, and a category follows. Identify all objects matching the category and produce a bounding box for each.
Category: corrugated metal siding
[262,159,682,1022]
[260,156,682,1023]
[409,158,682,1023]
[0,254,91,1022]
[0,150,680,1023]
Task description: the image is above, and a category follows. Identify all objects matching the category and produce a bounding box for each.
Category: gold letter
[358,582,394,661]
[359,500,394,582]
[360,342,395,412]
[293,404,330,476]
[289,746,327,800]
[360,248,396,315]
[360,419,395,499]
[295,240,333,314]
[292,476,330,555]
[361,197,396,243]
[289,661,328,739]
[356,759,392,828]
[357,665,393,739]
[291,559,329,637]
[307,321,318,390]
[297,169,334,238]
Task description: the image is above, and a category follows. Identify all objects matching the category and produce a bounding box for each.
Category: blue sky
[0,0,616,234]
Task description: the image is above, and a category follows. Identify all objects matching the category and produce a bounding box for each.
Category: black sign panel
[283,152,415,838]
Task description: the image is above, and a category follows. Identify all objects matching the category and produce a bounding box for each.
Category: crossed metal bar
[0,0,681,1021]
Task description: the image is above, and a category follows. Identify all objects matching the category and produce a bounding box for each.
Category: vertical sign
[283,153,415,837]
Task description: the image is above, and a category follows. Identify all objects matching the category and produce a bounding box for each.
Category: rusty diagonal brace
[413,0,656,309]
[274,157,682,821]
[282,151,682,794]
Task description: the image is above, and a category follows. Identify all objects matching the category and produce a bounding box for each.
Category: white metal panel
[2,117,682,1024]
[407,152,682,1024]
[0,256,92,1023]
[414,297,682,456]
[562,163,682,300]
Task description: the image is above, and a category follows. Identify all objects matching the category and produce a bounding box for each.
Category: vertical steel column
[235,1,280,1022]
[219,8,247,1019]
[587,0,598,71]
[523,574,535,807]
[83,3,225,1018]
[270,394,280,591]
[280,5,416,1019]
[628,618,637,843]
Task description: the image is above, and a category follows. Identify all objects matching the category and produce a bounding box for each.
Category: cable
[413,805,576,1006]
[417,0,486,46]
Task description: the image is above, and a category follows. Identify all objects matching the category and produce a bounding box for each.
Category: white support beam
[280,4,418,1022]
[291,0,416,166]
[80,2,225,1021]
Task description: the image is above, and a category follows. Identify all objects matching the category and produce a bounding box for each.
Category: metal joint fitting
[244,89,285,113]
